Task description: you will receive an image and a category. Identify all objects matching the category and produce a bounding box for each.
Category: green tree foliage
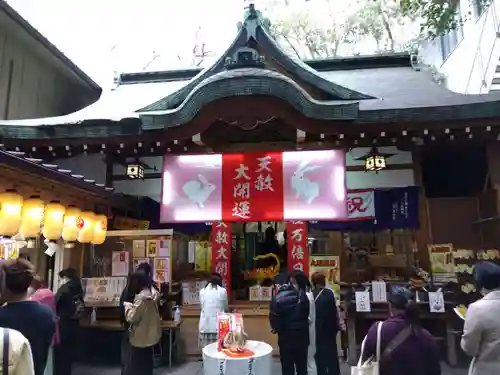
[397,0,461,39]
[267,0,418,59]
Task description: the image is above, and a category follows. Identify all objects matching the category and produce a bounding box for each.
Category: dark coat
[55,278,83,320]
[314,287,339,344]
[269,284,310,344]
[362,315,441,375]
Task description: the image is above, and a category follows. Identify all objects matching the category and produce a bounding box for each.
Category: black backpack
[72,294,85,319]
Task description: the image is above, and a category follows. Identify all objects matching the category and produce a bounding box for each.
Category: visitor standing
[198,273,228,348]
[54,268,84,375]
[30,275,59,375]
[123,270,162,375]
[136,262,160,292]
[361,287,441,375]
[461,261,500,375]
[305,276,317,375]
[311,272,340,375]
[270,270,310,375]
[0,259,55,375]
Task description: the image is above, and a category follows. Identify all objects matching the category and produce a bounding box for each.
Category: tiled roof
[0,149,116,197]
[0,4,500,139]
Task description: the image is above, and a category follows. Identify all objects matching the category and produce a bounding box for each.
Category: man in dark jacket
[54,268,84,375]
[270,270,310,375]
[311,272,340,375]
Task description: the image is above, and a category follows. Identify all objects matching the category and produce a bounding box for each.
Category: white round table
[202,340,273,375]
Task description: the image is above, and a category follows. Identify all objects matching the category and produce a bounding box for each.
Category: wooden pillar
[105,158,114,188]
[412,150,431,271]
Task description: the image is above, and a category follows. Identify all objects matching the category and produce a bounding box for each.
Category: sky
[6,0,249,88]
[6,0,417,90]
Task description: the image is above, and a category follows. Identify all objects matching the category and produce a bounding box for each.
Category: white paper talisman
[428,291,445,313]
[371,281,387,303]
[247,357,255,375]
[355,291,371,312]
[218,358,227,375]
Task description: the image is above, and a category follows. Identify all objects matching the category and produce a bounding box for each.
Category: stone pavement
[74,361,469,375]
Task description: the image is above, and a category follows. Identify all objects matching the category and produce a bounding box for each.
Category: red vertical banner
[221,152,284,222]
[211,222,232,293]
[287,221,309,275]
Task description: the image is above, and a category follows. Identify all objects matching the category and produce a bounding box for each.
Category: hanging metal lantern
[355,147,394,172]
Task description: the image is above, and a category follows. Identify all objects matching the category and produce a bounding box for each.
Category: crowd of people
[198,262,500,375]
[0,259,164,375]
[0,258,84,375]
[0,258,498,375]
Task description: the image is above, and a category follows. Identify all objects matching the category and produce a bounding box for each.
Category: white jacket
[461,289,500,375]
[199,285,228,334]
[0,328,35,375]
[306,291,317,375]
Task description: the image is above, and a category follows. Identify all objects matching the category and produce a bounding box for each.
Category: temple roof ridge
[138,3,374,113]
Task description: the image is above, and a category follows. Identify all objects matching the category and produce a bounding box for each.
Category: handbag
[351,321,383,375]
[3,328,9,375]
[351,322,412,375]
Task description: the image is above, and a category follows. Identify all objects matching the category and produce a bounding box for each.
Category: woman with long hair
[198,273,228,348]
[119,271,142,375]
[461,261,500,375]
[123,270,162,375]
[361,287,441,375]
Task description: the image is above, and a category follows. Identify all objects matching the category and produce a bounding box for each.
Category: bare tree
[270,6,358,59]
[191,26,212,67]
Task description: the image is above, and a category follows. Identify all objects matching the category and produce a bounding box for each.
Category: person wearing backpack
[123,270,162,375]
[54,268,83,375]
[360,287,441,375]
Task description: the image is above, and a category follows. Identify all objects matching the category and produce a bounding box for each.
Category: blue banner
[310,186,419,231]
[374,186,420,229]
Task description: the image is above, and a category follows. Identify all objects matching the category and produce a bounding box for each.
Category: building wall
[0,22,94,119]
[55,146,415,202]
[420,0,500,94]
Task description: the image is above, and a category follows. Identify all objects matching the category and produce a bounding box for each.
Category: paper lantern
[62,206,82,242]
[91,214,108,245]
[19,196,45,238]
[42,202,66,240]
[77,211,95,243]
[0,190,23,236]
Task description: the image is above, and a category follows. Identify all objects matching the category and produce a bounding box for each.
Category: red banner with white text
[287,221,309,275]
[221,152,284,222]
[211,222,232,293]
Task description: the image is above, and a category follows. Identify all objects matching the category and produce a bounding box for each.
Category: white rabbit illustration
[182,174,216,208]
[291,159,322,204]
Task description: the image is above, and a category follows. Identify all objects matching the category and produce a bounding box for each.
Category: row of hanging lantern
[0,190,107,245]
